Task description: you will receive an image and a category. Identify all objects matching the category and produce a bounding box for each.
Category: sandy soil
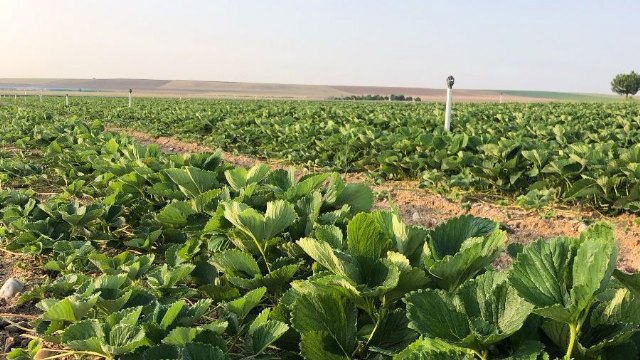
[111,127,640,273]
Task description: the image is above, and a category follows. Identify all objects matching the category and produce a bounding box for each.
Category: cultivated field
[1,97,640,359]
[0,78,619,102]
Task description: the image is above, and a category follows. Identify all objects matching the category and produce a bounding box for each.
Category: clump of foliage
[611,71,640,98]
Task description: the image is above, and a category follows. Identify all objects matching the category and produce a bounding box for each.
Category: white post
[444,75,455,131]
[444,89,452,131]
[499,93,503,104]
[40,89,43,102]
[128,89,133,107]
[65,94,69,106]
[14,94,17,101]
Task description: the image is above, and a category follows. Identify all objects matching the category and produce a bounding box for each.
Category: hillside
[0,78,618,102]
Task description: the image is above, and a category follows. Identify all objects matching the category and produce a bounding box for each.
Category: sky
[1,1,638,93]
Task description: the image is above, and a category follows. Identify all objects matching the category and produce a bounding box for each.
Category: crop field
[1,97,640,359]
[7,96,640,213]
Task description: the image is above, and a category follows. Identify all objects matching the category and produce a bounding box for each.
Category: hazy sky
[1,1,638,93]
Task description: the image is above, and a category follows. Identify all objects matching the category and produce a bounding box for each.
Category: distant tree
[611,71,640,98]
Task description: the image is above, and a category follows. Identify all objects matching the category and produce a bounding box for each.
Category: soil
[109,127,640,273]
[0,252,44,357]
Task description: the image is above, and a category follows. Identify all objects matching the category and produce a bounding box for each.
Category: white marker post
[40,89,43,102]
[128,89,133,107]
[444,75,455,131]
[65,94,69,106]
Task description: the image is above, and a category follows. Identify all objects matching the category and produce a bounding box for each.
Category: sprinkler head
[446,75,455,89]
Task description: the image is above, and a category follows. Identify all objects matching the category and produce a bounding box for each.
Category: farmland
[7,96,640,213]
[1,97,640,359]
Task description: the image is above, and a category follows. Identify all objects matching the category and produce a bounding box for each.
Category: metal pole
[128,89,133,107]
[444,75,455,131]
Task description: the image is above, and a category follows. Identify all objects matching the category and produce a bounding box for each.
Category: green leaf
[61,319,104,353]
[227,287,267,320]
[157,201,197,227]
[160,300,186,330]
[297,237,361,282]
[246,318,289,355]
[334,183,374,215]
[223,200,297,242]
[39,294,99,323]
[427,215,496,259]
[291,291,357,360]
[367,309,418,353]
[211,249,261,279]
[614,270,640,297]
[508,237,574,319]
[314,224,344,249]
[395,337,475,360]
[143,344,180,360]
[405,271,533,350]
[509,223,617,324]
[284,173,329,201]
[162,327,198,346]
[427,228,506,291]
[165,166,220,197]
[299,332,351,360]
[374,211,427,265]
[499,341,548,360]
[104,323,148,355]
[346,212,392,283]
[183,342,227,360]
[224,164,270,191]
[405,288,471,343]
[570,226,617,315]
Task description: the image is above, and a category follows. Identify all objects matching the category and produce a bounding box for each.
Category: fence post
[444,75,455,131]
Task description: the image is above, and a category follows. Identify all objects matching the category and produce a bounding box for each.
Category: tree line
[329,94,422,101]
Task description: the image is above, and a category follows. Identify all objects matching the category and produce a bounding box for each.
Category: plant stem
[366,307,387,346]
[251,235,271,272]
[565,322,578,360]
[471,349,488,360]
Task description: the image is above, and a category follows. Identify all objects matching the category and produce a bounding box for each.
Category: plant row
[6,98,640,213]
